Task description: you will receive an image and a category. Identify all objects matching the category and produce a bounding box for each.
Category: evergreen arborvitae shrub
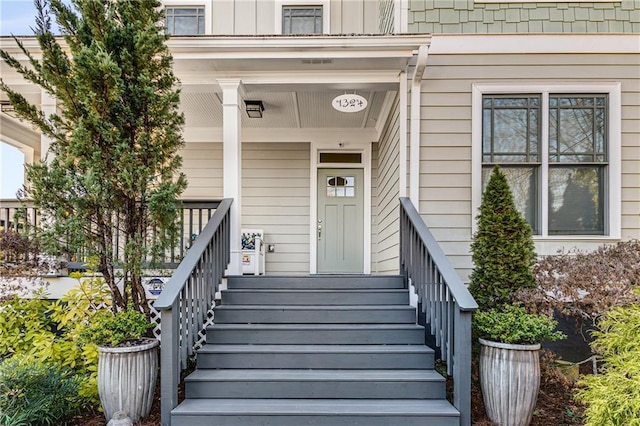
[469,165,537,311]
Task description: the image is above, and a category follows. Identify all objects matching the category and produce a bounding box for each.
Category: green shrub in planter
[474,305,566,345]
[82,307,153,347]
[576,304,640,425]
[0,357,84,426]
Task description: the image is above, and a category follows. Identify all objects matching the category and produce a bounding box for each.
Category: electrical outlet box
[268,244,275,253]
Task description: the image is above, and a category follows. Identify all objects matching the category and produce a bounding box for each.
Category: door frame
[310,141,371,274]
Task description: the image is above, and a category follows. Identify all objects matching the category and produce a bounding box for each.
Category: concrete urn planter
[479,338,541,426]
[97,338,159,423]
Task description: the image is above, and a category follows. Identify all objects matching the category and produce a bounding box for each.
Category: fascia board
[166,34,431,55]
[429,34,640,55]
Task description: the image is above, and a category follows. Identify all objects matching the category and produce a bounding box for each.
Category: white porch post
[409,45,428,206]
[41,91,56,162]
[218,79,243,275]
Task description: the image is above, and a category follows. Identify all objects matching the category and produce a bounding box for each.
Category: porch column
[218,79,243,275]
[409,45,428,205]
[41,91,56,162]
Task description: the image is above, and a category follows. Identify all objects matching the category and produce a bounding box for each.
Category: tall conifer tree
[469,165,537,311]
[0,0,187,313]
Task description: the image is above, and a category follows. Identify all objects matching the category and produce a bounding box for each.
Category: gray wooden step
[185,369,446,399]
[221,288,409,305]
[171,399,460,426]
[196,344,434,369]
[214,305,417,324]
[227,275,405,289]
[172,275,460,425]
[206,323,425,344]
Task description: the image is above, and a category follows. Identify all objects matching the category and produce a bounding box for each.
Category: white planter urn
[97,338,159,423]
[479,338,541,426]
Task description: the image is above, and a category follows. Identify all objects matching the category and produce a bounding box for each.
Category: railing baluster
[399,198,477,426]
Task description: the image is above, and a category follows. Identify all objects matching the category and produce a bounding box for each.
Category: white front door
[317,168,364,273]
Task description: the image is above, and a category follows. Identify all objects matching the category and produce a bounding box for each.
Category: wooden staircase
[170,275,461,425]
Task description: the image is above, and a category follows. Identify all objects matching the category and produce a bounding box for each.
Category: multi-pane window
[166,7,205,35]
[482,94,608,236]
[326,176,355,198]
[282,6,323,34]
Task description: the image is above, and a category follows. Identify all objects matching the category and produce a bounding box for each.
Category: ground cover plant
[0,357,84,426]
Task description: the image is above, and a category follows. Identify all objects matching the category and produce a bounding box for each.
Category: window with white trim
[473,83,621,238]
[282,5,323,34]
[165,7,205,35]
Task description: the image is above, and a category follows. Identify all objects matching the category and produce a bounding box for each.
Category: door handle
[317,220,322,240]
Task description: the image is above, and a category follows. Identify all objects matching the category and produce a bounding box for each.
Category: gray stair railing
[399,197,478,426]
[154,198,232,426]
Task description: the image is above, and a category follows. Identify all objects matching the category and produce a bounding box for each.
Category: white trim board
[429,34,640,55]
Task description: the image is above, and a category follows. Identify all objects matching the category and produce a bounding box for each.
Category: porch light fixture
[0,101,18,119]
[245,100,264,118]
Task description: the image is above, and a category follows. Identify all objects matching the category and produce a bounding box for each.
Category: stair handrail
[399,197,477,426]
[154,198,232,426]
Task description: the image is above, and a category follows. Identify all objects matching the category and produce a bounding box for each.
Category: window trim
[275,0,330,35]
[163,1,212,35]
[472,82,621,239]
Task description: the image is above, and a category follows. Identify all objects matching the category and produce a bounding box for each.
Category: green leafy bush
[0,270,113,408]
[0,357,84,426]
[82,307,153,347]
[469,165,537,311]
[474,305,566,345]
[576,304,640,425]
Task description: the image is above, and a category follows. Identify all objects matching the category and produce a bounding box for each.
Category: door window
[326,176,355,197]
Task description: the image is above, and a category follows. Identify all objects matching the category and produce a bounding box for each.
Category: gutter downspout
[410,44,428,206]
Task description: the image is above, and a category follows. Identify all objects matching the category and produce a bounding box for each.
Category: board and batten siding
[375,93,401,274]
[420,50,640,283]
[211,0,381,35]
[241,142,311,275]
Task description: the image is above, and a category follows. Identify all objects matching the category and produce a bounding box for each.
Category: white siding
[180,143,223,199]
[375,93,401,274]
[420,51,640,282]
[241,142,311,275]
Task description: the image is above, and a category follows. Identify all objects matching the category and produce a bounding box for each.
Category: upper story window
[473,83,621,239]
[282,6,323,34]
[165,7,205,35]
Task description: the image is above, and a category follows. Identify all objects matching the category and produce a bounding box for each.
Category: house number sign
[332,94,367,113]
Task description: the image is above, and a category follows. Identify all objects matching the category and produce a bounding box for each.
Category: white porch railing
[399,197,478,426]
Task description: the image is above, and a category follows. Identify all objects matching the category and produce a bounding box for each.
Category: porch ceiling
[179,89,388,129]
